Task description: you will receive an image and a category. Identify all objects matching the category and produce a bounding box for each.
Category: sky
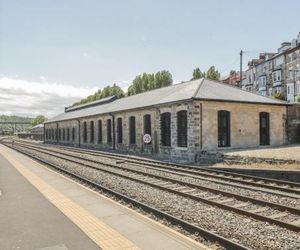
[0,0,299,117]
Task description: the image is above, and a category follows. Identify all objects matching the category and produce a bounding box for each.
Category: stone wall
[198,100,286,151]
[287,104,300,143]
[44,100,287,163]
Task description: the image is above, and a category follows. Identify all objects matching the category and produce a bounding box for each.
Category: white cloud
[0,77,98,118]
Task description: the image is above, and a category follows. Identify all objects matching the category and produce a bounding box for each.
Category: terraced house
[44,78,287,162]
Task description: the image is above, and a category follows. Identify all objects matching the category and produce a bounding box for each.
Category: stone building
[44,79,287,162]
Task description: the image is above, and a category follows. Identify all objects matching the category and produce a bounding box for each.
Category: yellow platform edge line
[0,146,140,250]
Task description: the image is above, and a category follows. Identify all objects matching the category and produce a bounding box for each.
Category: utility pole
[240,50,243,88]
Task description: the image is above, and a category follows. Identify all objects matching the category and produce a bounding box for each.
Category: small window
[129,116,136,144]
[218,110,231,147]
[107,119,112,143]
[161,112,171,146]
[72,127,75,141]
[143,114,151,135]
[67,128,70,141]
[117,118,123,143]
[98,120,102,143]
[90,121,94,143]
[177,110,187,147]
[83,121,87,143]
[62,128,65,141]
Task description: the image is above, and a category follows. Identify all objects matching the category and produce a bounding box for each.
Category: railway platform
[0,145,208,250]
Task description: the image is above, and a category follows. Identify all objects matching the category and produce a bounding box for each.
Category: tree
[31,115,48,126]
[206,66,220,81]
[274,92,285,100]
[127,70,173,96]
[191,68,205,80]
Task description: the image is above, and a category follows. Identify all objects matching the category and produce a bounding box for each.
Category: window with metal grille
[129,116,136,144]
[98,120,102,143]
[177,110,187,147]
[107,119,112,143]
[160,112,171,146]
[62,128,65,141]
[67,128,70,141]
[59,128,62,140]
[72,127,75,141]
[143,114,151,135]
[90,121,94,143]
[218,110,230,147]
[117,117,123,143]
[45,129,48,139]
[83,121,87,142]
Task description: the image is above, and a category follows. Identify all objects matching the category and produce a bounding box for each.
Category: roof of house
[45,78,287,123]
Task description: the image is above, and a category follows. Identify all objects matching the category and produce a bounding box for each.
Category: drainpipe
[77,119,81,147]
[109,113,116,150]
[56,122,59,143]
[199,103,203,149]
[43,123,45,144]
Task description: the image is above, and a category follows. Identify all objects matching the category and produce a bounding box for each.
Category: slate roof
[45,78,287,123]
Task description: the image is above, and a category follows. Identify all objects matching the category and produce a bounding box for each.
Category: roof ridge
[192,78,205,98]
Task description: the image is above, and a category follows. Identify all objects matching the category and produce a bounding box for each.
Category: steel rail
[11,143,300,232]
[4,143,250,250]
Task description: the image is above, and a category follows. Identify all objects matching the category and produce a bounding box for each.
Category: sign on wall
[143,134,152,144]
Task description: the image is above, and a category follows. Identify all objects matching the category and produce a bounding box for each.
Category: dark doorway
[259,112,270,145]
[218,110,231,147]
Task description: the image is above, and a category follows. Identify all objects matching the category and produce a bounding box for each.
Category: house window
[45,129,48,139]
[72,127,75,141]
[161,112,171,146]
[117,118,123,143]
[52,128,54,139]
[129,116,136,144]
[90,121,94,143]
[218,110,231,147]
[67,128,70,141]
[107,119,112,143]
[143,114,151,135]
[62,128,65,141]
[177,110,187,147]
[98,120,102,143]
[83,121,87,143]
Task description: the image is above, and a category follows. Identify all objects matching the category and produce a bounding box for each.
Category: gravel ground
[215,162,300,170]
[15,145,300,250]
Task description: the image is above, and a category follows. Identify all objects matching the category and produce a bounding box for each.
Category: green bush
[274,92,284,100]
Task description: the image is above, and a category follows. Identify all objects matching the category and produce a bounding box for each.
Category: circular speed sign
[143,134,152,144]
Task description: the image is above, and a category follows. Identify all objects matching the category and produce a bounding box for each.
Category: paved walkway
[0,145,208,250]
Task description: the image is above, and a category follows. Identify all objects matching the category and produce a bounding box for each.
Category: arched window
[161,112,171,146]
[98,120,102,143]
[107,119,112,143]
[52,128,54,140]
[218,110,231,147]
[72,127,75,141]
[67,128,70,141]
[83,121,87,142]
[62,128,65,141]
[129,116,136,144]
[90,121,94,143]
[117,118,123,143]
[143,114,151,135]
[259,112,270,145]
[177,110,187,147]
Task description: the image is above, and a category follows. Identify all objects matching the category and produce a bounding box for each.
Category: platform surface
[0,145,208,250]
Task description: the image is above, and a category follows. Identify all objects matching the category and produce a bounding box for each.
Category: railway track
[13,140,300,198]
[9,141,300,232]
[2,141,250,250]
[3,140,300,249]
